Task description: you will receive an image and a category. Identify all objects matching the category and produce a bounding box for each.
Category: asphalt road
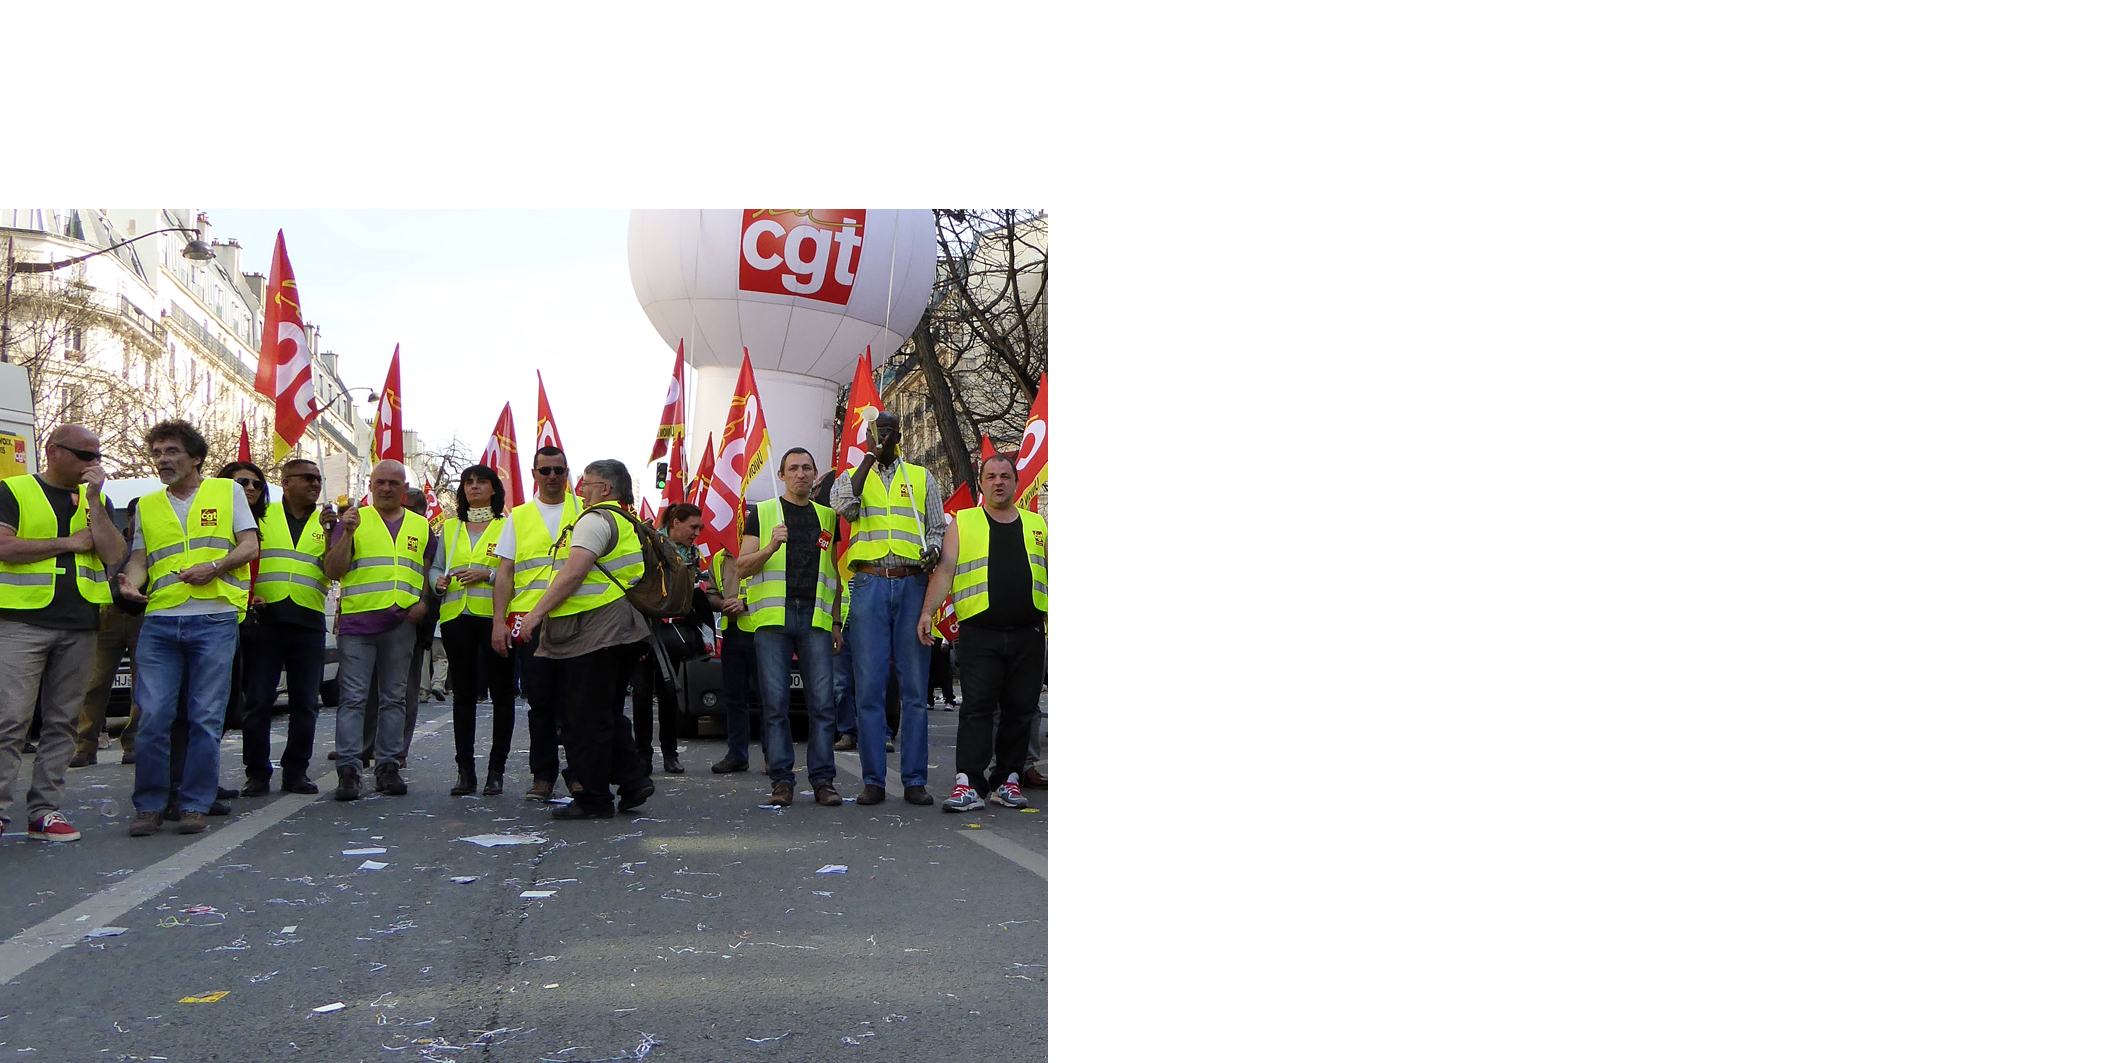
[0,694,1048,1062]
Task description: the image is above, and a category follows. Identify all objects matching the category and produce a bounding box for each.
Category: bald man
[322,460,434,800]
[0,426,125,841]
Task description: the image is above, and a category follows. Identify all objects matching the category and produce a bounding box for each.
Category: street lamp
[0,222,217,363]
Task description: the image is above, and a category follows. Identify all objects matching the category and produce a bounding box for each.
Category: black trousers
[441,614,518,771]
[930,642,956,703]
[558,640,648,809]
[721,627,758,761]
[515,632,562,783]
[954,623,1045,795]
[241,619,326,779]
[630,621,698,758]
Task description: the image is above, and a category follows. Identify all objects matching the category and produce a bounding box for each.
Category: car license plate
[112,674,132,689]
[790,674,804,689]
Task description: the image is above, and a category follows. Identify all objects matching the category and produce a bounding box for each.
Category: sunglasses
[534,466,568,476]
[233,477,263,488]
[54,444,101,462]
[284,472,320,482]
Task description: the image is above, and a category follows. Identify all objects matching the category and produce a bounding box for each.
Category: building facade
[1,208,368,498]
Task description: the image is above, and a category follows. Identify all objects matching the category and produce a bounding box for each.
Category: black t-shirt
[0,476,110,630]
[961,510,1041,631]
[744,498,826,609]
[253,504,327,631]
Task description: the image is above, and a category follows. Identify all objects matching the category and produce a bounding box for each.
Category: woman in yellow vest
[515,459,652,820]
[431,465,516,796]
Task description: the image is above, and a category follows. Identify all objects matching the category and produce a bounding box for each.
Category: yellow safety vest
[712,549,756,633]
[949,507,1047,622]
[138,478,249,616]
[0,475,111,608]
[549,504,644,618]
[845,460,928,565]
[338,506,430,615]
[254,501,328,612]
[506,495,582,614]
[742,497,837,630]
[438,516,505,622]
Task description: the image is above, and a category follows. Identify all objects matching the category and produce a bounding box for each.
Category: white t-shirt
[495,498,575,562]
[131,481,259,616]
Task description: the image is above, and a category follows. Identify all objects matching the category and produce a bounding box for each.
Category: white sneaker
[942,772,984,813]
[993,773,1028,810]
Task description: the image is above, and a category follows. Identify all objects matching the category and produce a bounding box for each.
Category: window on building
[65,328,85,360]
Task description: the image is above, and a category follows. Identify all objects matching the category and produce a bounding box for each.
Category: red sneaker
[29,810,80,842]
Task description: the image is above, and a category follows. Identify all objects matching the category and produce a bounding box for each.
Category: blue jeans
[335,623,415,769]
[832,640,856,735]
[849,570,930,788]
[754,612,837,786]
[132,612,241,815]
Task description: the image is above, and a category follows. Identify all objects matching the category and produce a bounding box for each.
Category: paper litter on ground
[816,864,849,874]
[449,876,480,884]
[520,890,556,899]
[83,927,126,938]
[458,833,546,847]
[358,861,390,871]
[313,1002,346,1013]
[342,847,388,855]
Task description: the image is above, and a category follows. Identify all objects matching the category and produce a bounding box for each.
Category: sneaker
[834,734,857,752]
[855,784,886,805]
[994,774,1028,809]
[174,811,207,834]
[814,783,842,806]
[903,785,934,806]
[283,771,319,795]
[334,765,361,802]
[942,775,984,813]
[767,782,794,807]
[376,764,407,796]
[710,756,747,774]
[28,810,80,842]
[128,811,161,836]
[240,774,272,798]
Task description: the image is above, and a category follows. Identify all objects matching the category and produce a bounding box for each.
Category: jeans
[753,613,837,786]
[335,622,415,769]
[516,632,562,782]
[241,619,326,779]
[132,612,240,815]
[721,627,757,764]
[849,570,930,789]
[556,641,648,810]
[0,619,96,821]
[954,623,1045,794]
[832,640,856,736]
[441,615,516,772]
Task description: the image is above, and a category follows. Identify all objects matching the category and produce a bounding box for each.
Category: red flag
[479,404,525,509]
[237,422,253,464]
[369,345,405,463]
[637,497,655,522]
[535,371,566,454]
[981,434,997,461]
[833,347,883,579]
[1013,374,1048,513]
[649,341,686,462]
[686,433,715,508]
[699,350,771,559]
[254,231,322,460]
[933,480,979,642]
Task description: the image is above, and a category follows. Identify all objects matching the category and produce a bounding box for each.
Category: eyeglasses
[534,466,568,476]
[54,444,101,462]
[284,472,320,482]
[233,477,263,488]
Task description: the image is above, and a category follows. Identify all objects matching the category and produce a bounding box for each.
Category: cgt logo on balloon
[740,209,866,305]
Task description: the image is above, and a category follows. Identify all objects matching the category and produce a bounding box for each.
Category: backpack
[569,502,695,619]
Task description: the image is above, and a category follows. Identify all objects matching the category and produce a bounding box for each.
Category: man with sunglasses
[0,426,126,841]
[489,446,579,802]
[238,457,331,797]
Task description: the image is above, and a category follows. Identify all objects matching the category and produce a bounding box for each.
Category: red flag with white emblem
[254,231,322,460]
[479,403,525,508]
[832,347,883,580]
[1013,374,1048,513]
[648,341,686,462]
[699,350,770,560]
[535,370,566,454]
[369,345,404,463]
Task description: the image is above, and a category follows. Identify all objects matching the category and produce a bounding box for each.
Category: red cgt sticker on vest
[817,530,831,552]
[198,508,219,527]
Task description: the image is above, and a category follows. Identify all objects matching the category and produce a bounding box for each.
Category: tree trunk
[913,319,977,496]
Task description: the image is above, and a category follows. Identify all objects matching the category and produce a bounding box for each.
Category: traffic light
[655,462,668,488]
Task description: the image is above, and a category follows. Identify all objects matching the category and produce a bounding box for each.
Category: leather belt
[856,562,922,579]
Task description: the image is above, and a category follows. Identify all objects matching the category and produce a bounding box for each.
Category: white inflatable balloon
[628,209,937,500]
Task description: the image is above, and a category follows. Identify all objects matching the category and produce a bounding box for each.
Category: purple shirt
[330,511,439,636]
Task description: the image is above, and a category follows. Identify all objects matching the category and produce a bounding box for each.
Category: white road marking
[962,827,1047,880]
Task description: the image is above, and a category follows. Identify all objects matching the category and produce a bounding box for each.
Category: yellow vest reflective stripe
[506,495,582,614]
[337,507,430,615]
[949,508,1047,622]
[139,478,249,616]
[845,461,928,564]
[713,550,756,633]
[438,517,506,622]
[0,475,110,608]
[550,504,643,618]
[742,497,837,630]
[254,501,328,612]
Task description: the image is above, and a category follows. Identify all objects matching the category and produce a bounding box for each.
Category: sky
[201,209,676,493]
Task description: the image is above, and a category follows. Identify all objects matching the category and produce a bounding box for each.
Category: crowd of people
[0,413,1048,840]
